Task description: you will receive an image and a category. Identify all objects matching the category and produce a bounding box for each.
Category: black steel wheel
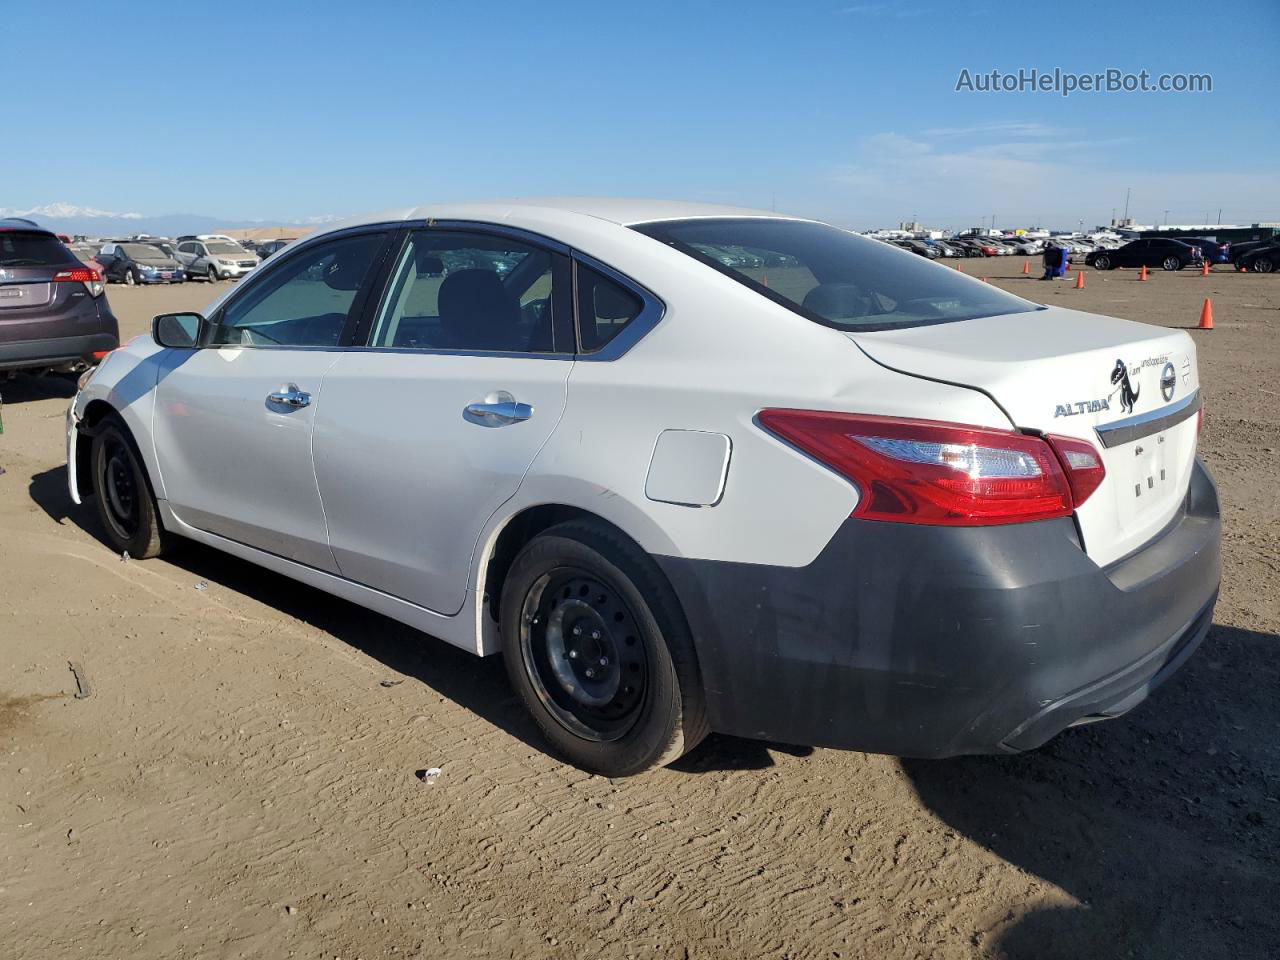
[90,415,168,559]
[501,520,708,775]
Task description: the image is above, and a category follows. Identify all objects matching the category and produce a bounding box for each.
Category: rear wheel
[1093,255,1111,270]
[1253,256,1275,274]
[90,415,169,559]
[501,521,708,776]
[1162,256,1182,271]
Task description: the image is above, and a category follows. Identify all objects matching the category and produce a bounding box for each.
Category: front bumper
[138,271,185,283]
[658,458,1221,758]
[0,332,120,372]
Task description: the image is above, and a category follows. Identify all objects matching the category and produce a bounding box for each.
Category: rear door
[313,226,575,614]
[153,228,393,570]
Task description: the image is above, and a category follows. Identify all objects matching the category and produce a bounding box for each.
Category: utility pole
[1123,187,1131,221]
[1217,208,1222,224]
[1163,209,1170,227]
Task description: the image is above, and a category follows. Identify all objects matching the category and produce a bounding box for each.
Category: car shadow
[28,464,788,773]
[900,624,1280,959]
[0,373,78,405]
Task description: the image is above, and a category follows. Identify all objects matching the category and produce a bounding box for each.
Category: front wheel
[90,415,169,559]
[1162,256,1182,271]
[501,521,708,776]
[124,269,137,286]
[1093,255,1111,270]
[207,265,219,282]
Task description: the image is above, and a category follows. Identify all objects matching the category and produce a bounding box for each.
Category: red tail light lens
[1045,434,1106,506]
[53,267,104,298]
[758,410,1080,526]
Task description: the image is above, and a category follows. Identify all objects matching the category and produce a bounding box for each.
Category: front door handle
[464,391,533,427]
[267,384,311,408]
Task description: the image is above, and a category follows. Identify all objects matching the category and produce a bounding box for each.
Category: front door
[153,230,390,570]
[313,228,574,614]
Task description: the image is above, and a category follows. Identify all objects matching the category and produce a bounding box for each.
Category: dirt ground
[2,260,1277,960]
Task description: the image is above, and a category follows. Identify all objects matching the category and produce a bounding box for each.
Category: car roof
[326,197,802,234]
[0,217,53,234]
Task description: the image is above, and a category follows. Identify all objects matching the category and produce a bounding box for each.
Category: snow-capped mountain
[1,201,336,238]
[0,202,143,221]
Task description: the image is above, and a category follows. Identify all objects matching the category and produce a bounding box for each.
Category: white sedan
[67,199,1220,775]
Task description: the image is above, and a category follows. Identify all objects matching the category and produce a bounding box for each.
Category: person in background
[1042,242,1065,280]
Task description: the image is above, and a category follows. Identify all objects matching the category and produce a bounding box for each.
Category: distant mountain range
[0,202,344,239]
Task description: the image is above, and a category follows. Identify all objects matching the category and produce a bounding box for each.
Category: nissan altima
[66,199,1221,775]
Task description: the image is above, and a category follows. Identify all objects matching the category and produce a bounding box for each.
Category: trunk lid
[0,266,56,310]
[851,306,1201,566]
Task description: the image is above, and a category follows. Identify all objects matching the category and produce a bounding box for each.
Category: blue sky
[5,0,1277,230]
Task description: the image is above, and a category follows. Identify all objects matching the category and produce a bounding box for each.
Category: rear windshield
[0,231,75,267]
[634,218,1040,331]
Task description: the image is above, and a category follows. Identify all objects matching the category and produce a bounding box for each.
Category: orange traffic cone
[1074,271,1085,289]
[1021,261,1030,275]
[980,277,988,283]
[1201,260,1210,276]
[1139,264,1148,281]
[955,261,962,271]
[1198,298,1214,330]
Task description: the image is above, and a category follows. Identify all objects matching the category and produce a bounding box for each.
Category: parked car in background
[893,238,938,258]
[1236,242,1280,273]
[1086,238,1203,271]
[1175,238,1231,264]
[256,239,293,260]
[69,242,107,276]
[1228,239,1274,268]
[96,242,186,285]
[175,238,260,281]
[67,198,1219,776]
[0,218,118,375]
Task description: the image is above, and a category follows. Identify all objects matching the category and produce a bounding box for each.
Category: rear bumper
[0,331,119,371]
[658,458,1221,758]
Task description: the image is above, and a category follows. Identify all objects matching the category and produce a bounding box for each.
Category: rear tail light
[53,267,104,298]
[1044,434,1106,506]
[758,411,1106,526]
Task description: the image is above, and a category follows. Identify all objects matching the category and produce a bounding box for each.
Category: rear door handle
[464,392,533,427]
[267,384,311,408]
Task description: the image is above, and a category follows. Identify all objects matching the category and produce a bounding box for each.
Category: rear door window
[368,230,563,354]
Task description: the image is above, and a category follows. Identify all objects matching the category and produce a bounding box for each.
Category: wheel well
[73,399,117,496]
[483,505,629,622]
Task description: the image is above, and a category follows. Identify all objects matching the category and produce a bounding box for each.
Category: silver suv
[175,238,260,282]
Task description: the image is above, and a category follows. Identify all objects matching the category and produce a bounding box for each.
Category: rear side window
[576,265,643,352]
[0,232,74,267]
[369,231,560,353]
[634,218,1038,331]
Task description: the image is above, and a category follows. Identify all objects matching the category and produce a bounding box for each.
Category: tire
[500,520,709,776]
[207,265,219,283]
[1162,256,1182,272]
[1253,257,1275,274]
[89,414,169,559]
[1093,255,1111,270]
[124,269,137,286]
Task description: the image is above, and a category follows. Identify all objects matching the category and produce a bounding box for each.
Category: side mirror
[152,312,206,348]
